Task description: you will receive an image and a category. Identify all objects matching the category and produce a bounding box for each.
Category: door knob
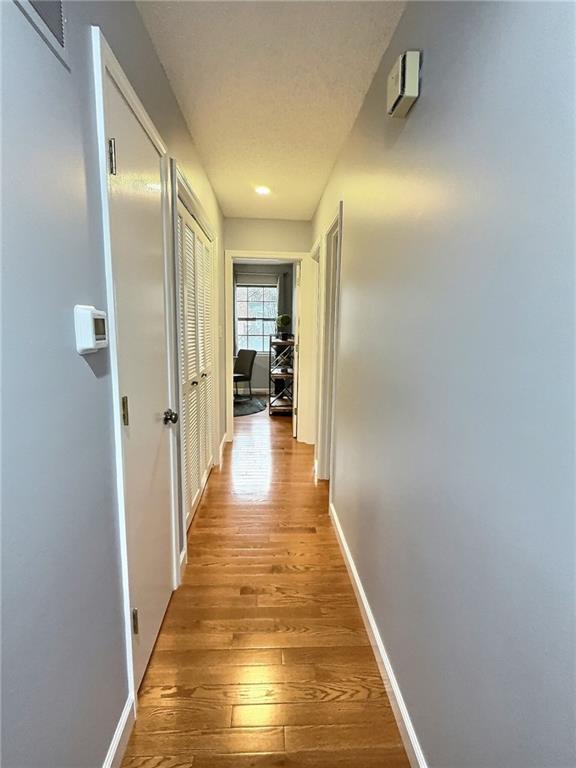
[163,408,179,425]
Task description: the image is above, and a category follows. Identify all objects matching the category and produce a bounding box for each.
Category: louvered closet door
[177,204,201,525]
[202,238,214,468]
[197,234,213,481]
[194,233,206,482]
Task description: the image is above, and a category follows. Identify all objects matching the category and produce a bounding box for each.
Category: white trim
[179,547,187,581]
[90,26,179,694]
[186,487,201,531]
[227,249,309,261]
[90,25,135,705]
[169,160,186,579]
[316,204,343,482]
[175,165,215,243]
[101,696,135,768]
[162,159,181,592]
[218,433,227,467]
[329,502,428,768]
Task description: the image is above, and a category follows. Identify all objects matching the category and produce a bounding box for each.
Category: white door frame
[90,27,180,707]
[170,161,218,578]
[225,249,308,442]
[292,262,301,439]
[315,203,343,481]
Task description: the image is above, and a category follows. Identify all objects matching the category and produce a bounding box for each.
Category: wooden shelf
[269,335,294,416]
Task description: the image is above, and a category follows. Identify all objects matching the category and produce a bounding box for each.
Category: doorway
[225,250,312,442]
[231,257,297,426]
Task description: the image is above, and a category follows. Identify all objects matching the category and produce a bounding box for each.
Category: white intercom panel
[387,50,421,118]
[74,305,108,354]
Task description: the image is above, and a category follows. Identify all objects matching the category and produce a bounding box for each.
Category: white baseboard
[102,696,135,768]
[179,546,187,580]
[218,433,226,466]
[329,502,428,768]
[187,484,203,531]
[235,387,269,395]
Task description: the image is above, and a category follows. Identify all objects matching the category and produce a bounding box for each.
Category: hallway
[122,410,409,767]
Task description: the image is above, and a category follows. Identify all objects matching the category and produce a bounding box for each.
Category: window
[235,285,278,353]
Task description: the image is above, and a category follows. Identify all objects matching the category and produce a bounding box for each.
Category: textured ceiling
[138,1,404,220]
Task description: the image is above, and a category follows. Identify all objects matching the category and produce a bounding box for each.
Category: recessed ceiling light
[255,185,271,196]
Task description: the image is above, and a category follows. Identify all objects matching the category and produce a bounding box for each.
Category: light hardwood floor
[122,408,409,767]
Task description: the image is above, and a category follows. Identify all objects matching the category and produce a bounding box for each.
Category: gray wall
[225,217,311,252]
[1,3,222,767]
[313,3,575,767]
[233,263,294,391]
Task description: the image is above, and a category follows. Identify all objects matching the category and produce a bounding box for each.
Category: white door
[197,235,214,481]
[200,237,215,473]
[177,205,201,529]
[106,73,174,688]
[316,203,343,481]
[176,204,214,523]
[292,263,301,438]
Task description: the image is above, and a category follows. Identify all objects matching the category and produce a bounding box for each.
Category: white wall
[314,3,575,767]
[225,217,311,252]
[1,3,223,767]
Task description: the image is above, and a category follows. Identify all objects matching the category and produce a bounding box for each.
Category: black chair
[234,349,257,399]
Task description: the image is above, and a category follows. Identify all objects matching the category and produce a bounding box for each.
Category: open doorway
[225,249,317,443]
[231,257,296,419]
[233,259,297,417]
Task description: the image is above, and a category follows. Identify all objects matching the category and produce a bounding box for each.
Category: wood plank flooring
[122,409,409,768]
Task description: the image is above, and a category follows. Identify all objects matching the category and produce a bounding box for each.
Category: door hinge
[294,406,298,415]
[108,138,117,175]
[121,395,129,426]
[132,608,139,635]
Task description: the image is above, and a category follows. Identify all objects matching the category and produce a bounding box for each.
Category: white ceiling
[138,1,404,220]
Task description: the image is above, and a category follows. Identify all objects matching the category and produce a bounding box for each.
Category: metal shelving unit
[268,337,294,415]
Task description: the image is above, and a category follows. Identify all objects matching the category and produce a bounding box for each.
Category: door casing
[315,203,344,482]
[224,249,310,443]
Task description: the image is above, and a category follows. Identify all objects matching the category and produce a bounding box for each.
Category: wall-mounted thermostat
[74,305,108,354]
[387,50,421,118]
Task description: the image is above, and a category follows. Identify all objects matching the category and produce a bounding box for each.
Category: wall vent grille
[29,1,64,46]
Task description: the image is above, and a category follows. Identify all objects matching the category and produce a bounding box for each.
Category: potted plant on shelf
[276,314,291,340]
